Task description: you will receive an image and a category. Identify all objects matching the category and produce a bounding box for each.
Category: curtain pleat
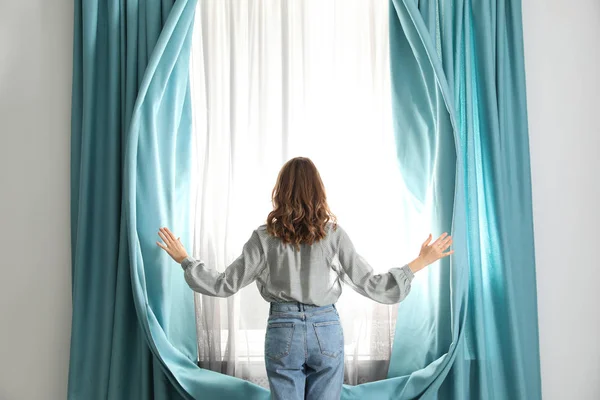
[387,1,541,398]
[69,1,198,399]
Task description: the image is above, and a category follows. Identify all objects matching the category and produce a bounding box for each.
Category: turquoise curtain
[69,0,199,398]
[69,0,540,398]
[386,0,542,399]
[70,0,269,398]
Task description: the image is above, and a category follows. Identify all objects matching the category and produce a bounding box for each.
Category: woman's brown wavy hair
[267,157,337,249]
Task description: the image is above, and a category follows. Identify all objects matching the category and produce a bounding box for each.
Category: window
[189,0,432,386]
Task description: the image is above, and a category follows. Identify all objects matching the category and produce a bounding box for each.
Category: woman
[157,157,453,400]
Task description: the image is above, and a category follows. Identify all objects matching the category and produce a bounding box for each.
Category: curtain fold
[69,0,198,398]
[71,0,270,398]
[387,0,541,398]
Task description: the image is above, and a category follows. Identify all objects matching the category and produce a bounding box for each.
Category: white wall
[523,1,600,399]
[0,1,73,399]
[0,1,598,399]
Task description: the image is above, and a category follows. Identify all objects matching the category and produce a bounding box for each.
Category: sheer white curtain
[189,0,430,387]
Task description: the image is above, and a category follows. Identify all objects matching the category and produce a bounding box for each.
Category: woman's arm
[157,227,266,297]
[336,226,452,304]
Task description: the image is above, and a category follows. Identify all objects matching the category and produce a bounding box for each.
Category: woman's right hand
[156,227,189,264]
[408,233,453,274]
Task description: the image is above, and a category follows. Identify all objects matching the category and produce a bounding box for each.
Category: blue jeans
[265,302,344,400]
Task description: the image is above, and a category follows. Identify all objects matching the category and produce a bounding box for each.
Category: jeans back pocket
[313,321,343,358]
[265,322,295,360]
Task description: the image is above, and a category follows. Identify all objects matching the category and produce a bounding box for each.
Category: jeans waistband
[269,301,336,313]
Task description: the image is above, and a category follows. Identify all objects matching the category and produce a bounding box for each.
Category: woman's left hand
[156,227,189,264]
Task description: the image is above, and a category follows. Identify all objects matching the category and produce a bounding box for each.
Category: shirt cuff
[400,264,415,281]
[181,256,196,271]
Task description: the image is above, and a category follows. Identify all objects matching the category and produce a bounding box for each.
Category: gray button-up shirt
[181,223,414,306]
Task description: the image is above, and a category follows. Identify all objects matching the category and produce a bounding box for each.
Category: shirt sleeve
[336,226,414,304]
[180,230,266,297]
